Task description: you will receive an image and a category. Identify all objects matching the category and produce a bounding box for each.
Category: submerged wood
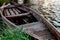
[0,2,58,40]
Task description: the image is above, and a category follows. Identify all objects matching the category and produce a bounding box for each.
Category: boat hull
[1,4,59,40]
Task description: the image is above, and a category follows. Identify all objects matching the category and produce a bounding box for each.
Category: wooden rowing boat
[0,2,57,40]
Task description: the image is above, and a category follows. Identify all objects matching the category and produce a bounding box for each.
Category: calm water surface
[30,0,60,17]
[30,0,60,27]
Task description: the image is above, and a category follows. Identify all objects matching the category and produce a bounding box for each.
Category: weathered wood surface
[12,8,19,15]
[22,22,56,40]
[9,9,15,15]
[6,13,30,18]
[15,8,21,13]
[5,9,11,16]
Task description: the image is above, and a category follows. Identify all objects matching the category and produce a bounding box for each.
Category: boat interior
[3,6,38,25]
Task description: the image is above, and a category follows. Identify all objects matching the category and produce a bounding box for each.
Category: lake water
[30,0,60,17]
[29,0,60,27]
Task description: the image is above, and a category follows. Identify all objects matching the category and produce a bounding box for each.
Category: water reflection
[30,0,60,27]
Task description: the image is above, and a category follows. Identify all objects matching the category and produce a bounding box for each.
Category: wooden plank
[15,8,21,14]
[6,13,30,18]
[23,22,56,40]
[18,7,28,11]
[4,5,16,9]
[6,9,11,16]
[9,9,15,15]
[12,8,19,15]
[23,19,29,23]
[3,9,7,16]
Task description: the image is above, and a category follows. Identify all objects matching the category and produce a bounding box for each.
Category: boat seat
[5,8,21,15]
[12,8,21,14]
[5,7,28,16]
[5,7,30,18]
[6,13,30,18]
[4,9,10,16]
[9,9,16,15]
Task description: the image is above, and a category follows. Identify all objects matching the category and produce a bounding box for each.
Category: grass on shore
[0,23,32,40]
[0,0,8,6]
